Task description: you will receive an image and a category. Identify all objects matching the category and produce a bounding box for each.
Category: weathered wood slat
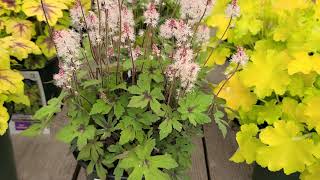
[12,135,86,180]
[204,122,253,180]
[187,138,208,180]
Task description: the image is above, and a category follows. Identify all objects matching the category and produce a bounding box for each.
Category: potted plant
[22,0,235,179]
[206,0,320,179]
[0,48,29,180]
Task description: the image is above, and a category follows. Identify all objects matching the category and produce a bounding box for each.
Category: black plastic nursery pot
[0,131,18,180]
[252,164,300,180]
[0,104,18,180]
[38,57,61,100]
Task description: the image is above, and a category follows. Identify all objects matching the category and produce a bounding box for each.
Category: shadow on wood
[204,121,253,180]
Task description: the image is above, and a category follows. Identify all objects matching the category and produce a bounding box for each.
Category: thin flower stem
[104,9,110,80]
[208,63,240,113]
[78,0,98,62]
[167,78,176,106]
[128,41,136,83]
[190,0,210,44]
[216,63,240,96]
[116,0,123,84]
[96,0,104,83]
[80,49,95,79]
[40,0,60,61]
[203,17,233,66]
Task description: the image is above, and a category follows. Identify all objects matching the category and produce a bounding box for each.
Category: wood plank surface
[188,138,208,180]
[204,122,253,180]
[12,135,86,180]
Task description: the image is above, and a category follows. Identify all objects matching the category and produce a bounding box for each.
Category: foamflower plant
[23,0,235,179]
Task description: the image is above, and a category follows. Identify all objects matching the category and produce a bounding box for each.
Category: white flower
[173,20,193,45]
[230,46,249,66]
[225,0,240,18]
[179,62,200,92]
[53,29,81,63]
[159,19,192,45]
[196,25,210,43]
[131,46,141,61]
[144,3,159,27]
[173,47,194,64]
[70,2,83,28]
[166,47,200,92]
[160,19,177,39]
[179,0,215,25]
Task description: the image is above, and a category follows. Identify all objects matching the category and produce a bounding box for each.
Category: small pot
[252,164,300,180]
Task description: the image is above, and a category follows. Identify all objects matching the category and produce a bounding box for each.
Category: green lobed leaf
[90,99,112,115]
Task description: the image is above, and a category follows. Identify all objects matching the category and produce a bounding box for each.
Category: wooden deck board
[204,122,253,180]
[188,138,208,180]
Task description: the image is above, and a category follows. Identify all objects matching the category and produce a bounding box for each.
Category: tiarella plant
[23,0,228,179]
[0,0,90,70]
[0,49,29,135]
[206,0,320,179]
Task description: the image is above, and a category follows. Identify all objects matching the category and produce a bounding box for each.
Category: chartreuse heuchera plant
[205,0,320,179]
[0,49,29,135]
[0,0,90,69]
[22,0,228,179]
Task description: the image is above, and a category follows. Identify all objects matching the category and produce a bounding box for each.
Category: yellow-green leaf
[256,121,315,174]
[0,120,8,135]
[288,52,320,75]
[205,46,231,66]
[0,36,41,60]
[0,69,24,94]
[300,162,320,180]
[36,35,56,58]
[271,0,311,11]
[230,124,264,164]
[22,0,68,26]
[215,74,257,112]
[0,49,10,69]
[0,0,22,12]
[240,49,291,98]
[5,19,36,40]
[0,104,9,123]
[304,96,320,134]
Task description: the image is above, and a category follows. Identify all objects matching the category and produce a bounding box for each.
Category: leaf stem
[203,17,233,66]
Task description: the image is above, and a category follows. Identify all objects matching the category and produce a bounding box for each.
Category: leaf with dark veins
[36,35,56,58]
[5,19,35,40]
[0,0,21,11]
[0,36,41,60]
[22,0,67,26]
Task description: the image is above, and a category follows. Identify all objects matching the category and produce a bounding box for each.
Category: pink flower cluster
[71,0,135,45]
[160,19,192,45]
[144,3,159,27]
[230,46,249,66]
[166,47,200,92]
[225,0,240,18]
[179,0,215,25]
[196,25,210,44]
[54,0,216,93]
[53,30,81,88]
